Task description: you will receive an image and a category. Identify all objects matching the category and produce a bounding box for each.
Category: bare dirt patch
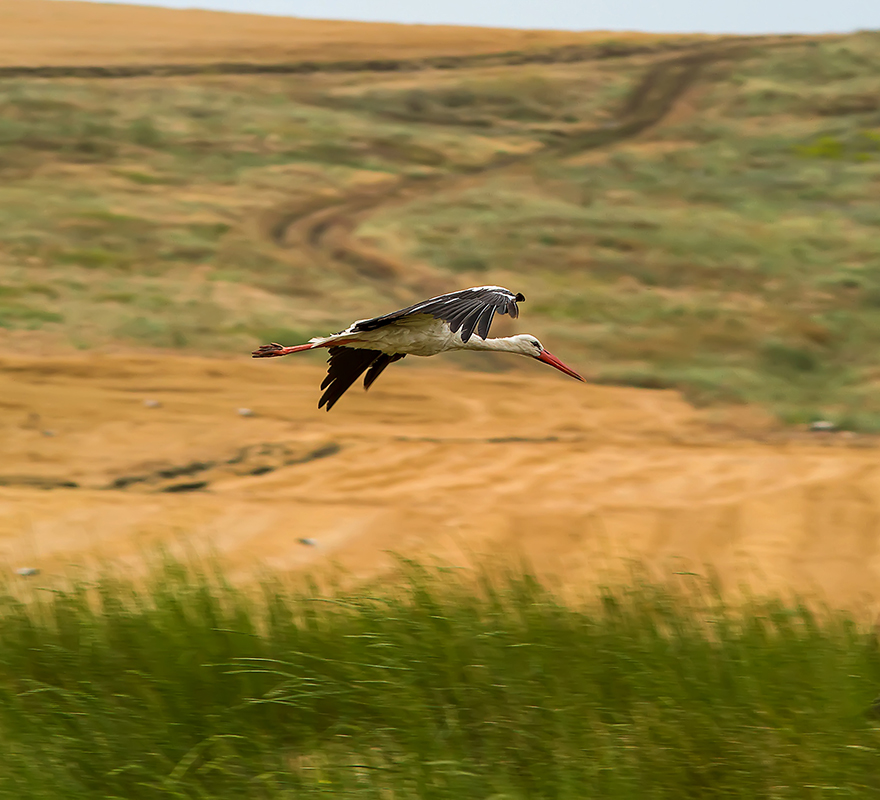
[2,353,880,615]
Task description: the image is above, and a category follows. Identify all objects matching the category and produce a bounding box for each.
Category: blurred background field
[0,21,878,428]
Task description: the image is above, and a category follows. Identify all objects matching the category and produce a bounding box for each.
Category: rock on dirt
[15,567,40,577]
[809,420,837,432]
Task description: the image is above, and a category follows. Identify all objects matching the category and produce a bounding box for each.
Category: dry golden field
[1,1,879,613]
[4,352,880,615]
[0,0,689,66]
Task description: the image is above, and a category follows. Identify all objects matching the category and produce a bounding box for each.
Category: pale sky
[86,0,880,35]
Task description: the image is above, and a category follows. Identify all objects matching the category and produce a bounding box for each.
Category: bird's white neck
[462,335,532,355]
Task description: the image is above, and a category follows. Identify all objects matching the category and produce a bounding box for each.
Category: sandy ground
[0,0,679,66]
[2,352,879,614]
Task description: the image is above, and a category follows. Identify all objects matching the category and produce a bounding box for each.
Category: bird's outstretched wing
[350,286,524,343]
[319,347,406,411]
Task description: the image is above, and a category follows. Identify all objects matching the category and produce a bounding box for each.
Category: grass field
[1,28,880,426]
[0,559,879,798]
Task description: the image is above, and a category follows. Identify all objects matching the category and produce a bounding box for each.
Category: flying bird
[252,286,585,410]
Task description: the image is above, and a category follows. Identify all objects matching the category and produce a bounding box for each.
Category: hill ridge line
[0,35,809,79]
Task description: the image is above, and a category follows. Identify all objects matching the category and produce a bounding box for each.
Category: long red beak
[535,349,586,382]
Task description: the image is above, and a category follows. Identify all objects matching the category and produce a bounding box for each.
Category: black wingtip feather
[363,353,405,391]
[475,304,496,340]
[445,300,482,340]
[509,295,523,319]
[319,347,384,411]
[459,309,482,343]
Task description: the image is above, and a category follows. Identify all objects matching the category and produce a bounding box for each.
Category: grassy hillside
[2,560,880,799]
[1,32,880,426]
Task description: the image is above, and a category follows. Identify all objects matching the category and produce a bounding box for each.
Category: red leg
[251,342,316,358]
[252,338,358,358]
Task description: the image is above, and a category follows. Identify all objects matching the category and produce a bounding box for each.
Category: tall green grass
[1,559,879,798]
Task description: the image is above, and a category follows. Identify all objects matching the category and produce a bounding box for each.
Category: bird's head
[510,334,586,382]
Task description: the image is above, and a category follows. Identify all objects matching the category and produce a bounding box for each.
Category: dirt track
[2,353,880,614]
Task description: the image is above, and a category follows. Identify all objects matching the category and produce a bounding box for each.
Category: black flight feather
[350,286,524,343]
[319,348,407,410]
[475,304,496,340]
[363,353,406,391]
[319,347,383,411]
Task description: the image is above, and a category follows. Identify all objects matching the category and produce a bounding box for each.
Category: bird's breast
[350,317,461,357]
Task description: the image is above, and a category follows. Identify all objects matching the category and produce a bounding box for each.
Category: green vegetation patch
[328,65,635,133]
[0,302,63,328]
[1,561,879,799]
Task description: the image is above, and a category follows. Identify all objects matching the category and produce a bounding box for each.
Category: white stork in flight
[252,286,585,410]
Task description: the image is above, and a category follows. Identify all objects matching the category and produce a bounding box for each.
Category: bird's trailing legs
[252,342,315,358]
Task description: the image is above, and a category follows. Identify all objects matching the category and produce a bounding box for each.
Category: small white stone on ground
[144,399,162,408]
[15,567,40,577]
[809,420,837,432]
[237,408,254,417]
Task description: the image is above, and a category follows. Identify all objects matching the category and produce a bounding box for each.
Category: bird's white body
[310,317,536,358]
